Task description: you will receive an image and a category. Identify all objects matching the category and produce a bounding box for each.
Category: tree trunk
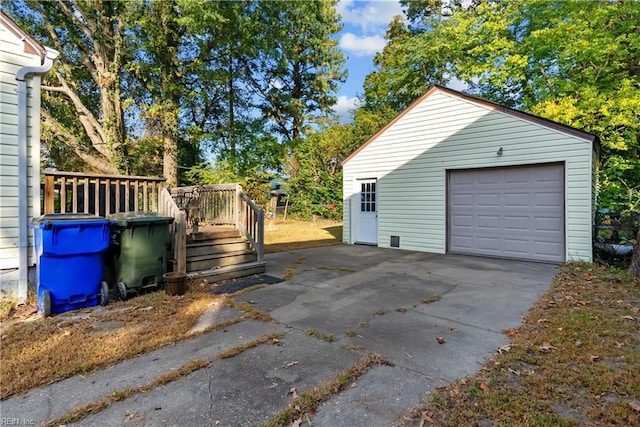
[163,128,178,187]
[629,229,640,278]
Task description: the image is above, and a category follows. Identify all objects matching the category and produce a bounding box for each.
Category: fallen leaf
[496,345,512,354]
[480,383,490,393]
[504,328,518,338]
[288,387,298,400]
[420,411,436,426]
[539,342,557,352]
[436,337,446,344]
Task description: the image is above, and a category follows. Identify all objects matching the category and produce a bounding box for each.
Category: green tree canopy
[4,0,346,184]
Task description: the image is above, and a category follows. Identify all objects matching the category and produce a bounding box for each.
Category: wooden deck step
[187,261,266,284]
[189,228,240,241]
[187,249,257,272]
[187,237,252,257]
[184,224,262,284]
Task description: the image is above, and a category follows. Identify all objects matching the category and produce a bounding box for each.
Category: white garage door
[448,164,565,262]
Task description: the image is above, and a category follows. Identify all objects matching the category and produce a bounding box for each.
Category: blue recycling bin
[31,214,111,316]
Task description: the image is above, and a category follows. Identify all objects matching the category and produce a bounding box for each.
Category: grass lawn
[263,218,342,253]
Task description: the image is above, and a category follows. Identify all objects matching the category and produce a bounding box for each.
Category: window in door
[360,182,376,212]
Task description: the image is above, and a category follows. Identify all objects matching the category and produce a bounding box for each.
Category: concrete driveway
[2,245,557,426]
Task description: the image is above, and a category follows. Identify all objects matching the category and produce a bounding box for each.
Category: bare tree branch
[42,110,119,174]
[43,75,110,157]
[58,0,95,40]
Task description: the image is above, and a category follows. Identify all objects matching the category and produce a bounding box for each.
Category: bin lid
[108,211,175,226]
[31,213,109,226]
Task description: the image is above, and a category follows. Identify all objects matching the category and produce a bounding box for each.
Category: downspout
[15,47,58,303]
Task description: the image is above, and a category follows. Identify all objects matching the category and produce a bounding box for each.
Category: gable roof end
[341,85,597,166]
[0,10,47,62]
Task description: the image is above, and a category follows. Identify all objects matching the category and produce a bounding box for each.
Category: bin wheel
[99,281,109,306]
[117,282,128,301]
[41,290,52,317]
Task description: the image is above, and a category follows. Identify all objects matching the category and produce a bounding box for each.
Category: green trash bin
[106,212,174,300]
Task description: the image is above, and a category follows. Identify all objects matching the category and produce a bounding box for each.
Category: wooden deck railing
[238,190,265,263]
[169,184,264,263]
[158,188,187,273]
[169,184,237,225]
[42,171,165,216]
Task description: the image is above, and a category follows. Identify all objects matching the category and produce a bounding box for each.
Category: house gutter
[15,47,58,303]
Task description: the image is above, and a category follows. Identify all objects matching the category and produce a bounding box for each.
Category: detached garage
[341,86,598,263]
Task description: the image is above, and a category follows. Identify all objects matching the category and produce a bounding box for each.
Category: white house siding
[0,23,42,274]
[342,89,594,262]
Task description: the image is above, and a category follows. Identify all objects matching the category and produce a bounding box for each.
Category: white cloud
[337,0,404,34]
[333,95,361,123]
[339,32,386,57]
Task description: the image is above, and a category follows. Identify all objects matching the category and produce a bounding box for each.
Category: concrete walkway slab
[311,365,432,427]
[77,329,361,427]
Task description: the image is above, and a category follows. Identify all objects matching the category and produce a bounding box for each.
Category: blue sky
[332,0,404,121]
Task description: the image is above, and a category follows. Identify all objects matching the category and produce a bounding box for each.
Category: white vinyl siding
[343,90,593,262]
[1,22,42,270]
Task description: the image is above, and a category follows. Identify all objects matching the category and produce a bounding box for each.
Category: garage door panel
[453,193,473,207]
[477,193,500,207]
[534,242,563,259]
[504,169,531,184]
[503,239,531,255]
[452,213,473,227]
[534,217,563,233]
[504,192,530,207]
[476,237,500,252]
[477,175,500,185]
[534,192,563,206]
[452,236,474,250]
[449,164,564,262]
[477,215,500,229]
[503,215,529,231]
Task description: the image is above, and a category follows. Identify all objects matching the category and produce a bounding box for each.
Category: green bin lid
[108,211,174,227]
[31,213,108,225]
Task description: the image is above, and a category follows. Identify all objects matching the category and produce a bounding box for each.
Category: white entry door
[356,179,377,244]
